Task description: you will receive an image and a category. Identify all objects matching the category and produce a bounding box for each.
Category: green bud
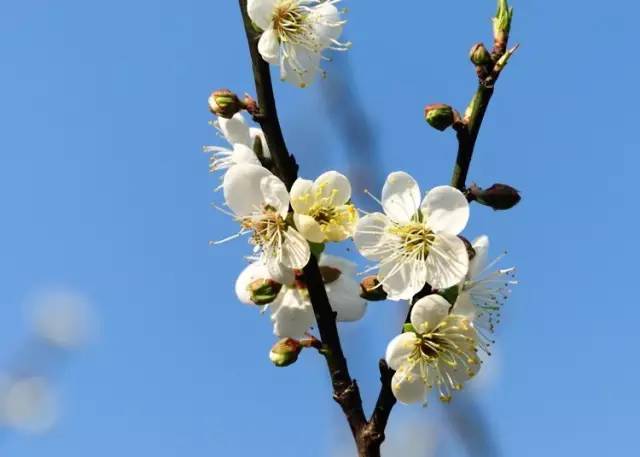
[469,43,492,66]
[493,0,514,52]
[249,279,283,305]
[359,276,387,301]
[269,338,302,367]
[208,89,244,118]
[469,183,521,210]
[424,104,456,131]
[493,0,514,35]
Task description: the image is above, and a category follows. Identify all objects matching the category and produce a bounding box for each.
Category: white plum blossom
[235,254,367,338]
[452,235,516,334]
[223,163,311,277]
[205,113,270,174]
[385,294,480,405]
[354,172,470,301]
[247,0,349,88]
[291,171,358,243]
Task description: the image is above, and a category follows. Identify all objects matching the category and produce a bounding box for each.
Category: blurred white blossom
[0,376,58,434]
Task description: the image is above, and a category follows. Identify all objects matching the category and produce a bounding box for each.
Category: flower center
[409,318,479,370]
[272,1,313,46]
[309,204,337,224]
[390,222,435,258]
[242,207,287,254]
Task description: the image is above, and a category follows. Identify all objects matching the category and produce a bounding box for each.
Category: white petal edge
[313,171,351,205]
[223,163,276,217]
[293,213,326,243]
[378,259,426,301]
[257,26,280,64]
[425,233,469,290]
[381,171,421,224]
[280,227,311,270]
[326,276,367,322]
[391,364,428,405]
[270,288,315,339]
[290,178,315,214]
[247,0,278,30]
[385,332,419,371]
[353,212,392,261]
[421,186,469,235]
[410,294,451,333]
[217,113,251,146]
[469,235,490,278]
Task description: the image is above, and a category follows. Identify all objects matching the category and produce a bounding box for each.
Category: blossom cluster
[206,0,517,407]
[205,107,515,405]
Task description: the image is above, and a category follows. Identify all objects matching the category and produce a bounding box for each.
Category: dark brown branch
[238,1,369,453]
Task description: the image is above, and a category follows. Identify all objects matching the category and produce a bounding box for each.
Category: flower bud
[248,279,282,305]
[424,104,455,131]
[469,183,521,210]
[208,89,244,118]
[269,338,302,367]
[494,0,513,34]
[469,43,492,66]
[360,276,387,301]
[493,0,514,51]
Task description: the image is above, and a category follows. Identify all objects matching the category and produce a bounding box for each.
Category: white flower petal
[326,276,367,322]
[410,294,451,333]
[469,235,490,278]
[378,259,426,301]
[293,213,326,243]
[250,128,271,159]
[235,261,272,304]
[280,227,311,270]
[353,212,392,261]
[421,186,469,235]
[382,172,421,224]
[309,2,343,48]
[385,332,419,371]
[257,26,280,64]
[223,163,276,217]
[247,0,278,30]
[451,290,476,320]
[217,113,251,146]
[313,171,351,205]
[231,143,260,166]
[391,364,428,405]
[260,173,290,218]
[270,288,315,339]
[280,44,322,88]
[318,254,357,277]
[425,233,469,289]
[290,178,315,214]
[265,261,295,286]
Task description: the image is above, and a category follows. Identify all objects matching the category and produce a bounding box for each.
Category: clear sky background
[0,0,637,456]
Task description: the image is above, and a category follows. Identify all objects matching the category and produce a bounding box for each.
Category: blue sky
[0,0,637,456]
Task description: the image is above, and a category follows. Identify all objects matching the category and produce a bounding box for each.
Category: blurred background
[0,0,638,455]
